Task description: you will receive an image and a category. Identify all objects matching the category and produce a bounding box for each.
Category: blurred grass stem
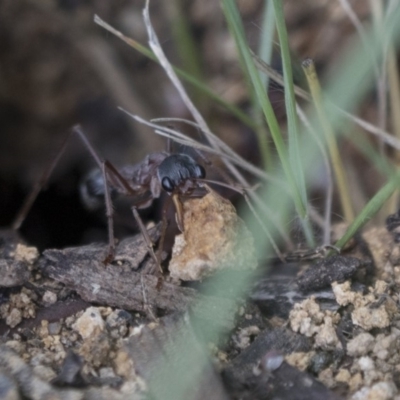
[93,15,255,130]
[302,58,355,222]
[222,0,314,246]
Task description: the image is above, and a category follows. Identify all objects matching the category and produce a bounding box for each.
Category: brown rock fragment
[0,233,36,288]
[169,191,257,281]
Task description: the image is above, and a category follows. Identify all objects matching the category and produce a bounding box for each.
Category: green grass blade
[258,1,275,89]
[255,1,276,171]
[221,0,311,231]
[171,0,203,81]
[302,59,355,222]
[171,0,204,105]
[93,15,255,129]
[335,172,400,250]
[221,1,271,170]
[135,3,400,399]
[349,132,395,179]
[325,8,400,123]
[313,5,400,246]
[272,0,313,244]
[272,0,307,205]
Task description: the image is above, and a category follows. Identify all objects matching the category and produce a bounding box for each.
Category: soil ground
[1,1,398,399]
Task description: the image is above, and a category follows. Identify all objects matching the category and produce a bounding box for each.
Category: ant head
[157,154,205,194]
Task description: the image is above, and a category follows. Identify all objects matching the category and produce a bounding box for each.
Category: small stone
[106,309,132,329]
[297,255,361,292]
[349,373,363,393]
[17,292,30,306]
[48,322,61,335]
[30,353,51,367]
[318,368,335,389]
[99,367,116,379]
[14,244,39,264]
[233,326,260,350]
[358,356,374,371]
[314,316,340,350]
[352,381,397,400]
[347,333,375,357]
[5,341,25,354]
[73,307,104,339]
[352,306,390,330]
[374,280,388,295]
[261,351,284,371]
[309,351,332,374]
[369,381,397,400]
[289,297,327,337]
[332,281,356,306]
[42,291,57,305]
[372,334,391,361]
[285,351,315,371]
[289,297,340,350]
[99,307,113,318]
[118,325,128,337]
[32,365,56,382]
[0,259,30,288]
[335,368,351,384]
[38,320,49,338]
[78,333,109,368]
[114,350,135,379]
[6,308,21,328]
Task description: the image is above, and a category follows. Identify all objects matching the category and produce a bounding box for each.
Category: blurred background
[0,0,371,250]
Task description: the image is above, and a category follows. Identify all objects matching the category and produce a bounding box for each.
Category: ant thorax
[157,154,205,195]
[79,152,206,212]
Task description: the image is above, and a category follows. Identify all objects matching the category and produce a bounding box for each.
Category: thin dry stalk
[141,0,292,253]
[76,38,162,157]
[150,117,283,184]
[338,0,387,141]
[369,0,388,139]
[302,59,355,222]
[142,1,245,186]
[121,112,275,183]
[296,105,333,245]
[251,51,400,152]
[124,111,293,249]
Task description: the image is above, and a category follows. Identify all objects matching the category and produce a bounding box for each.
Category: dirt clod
[169,190,257,281]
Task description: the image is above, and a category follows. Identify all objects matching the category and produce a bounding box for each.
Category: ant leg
[131,207,163,274]
[172,194,184,232]
[72,127,123,263]
[13,124,165,267]
[99,160,165,270]
[157,200,169,264]
[12,125,104,231]
[72,125,104,167]
[13,125,121,264]
[100,160,116,264]
[11,130,74,230]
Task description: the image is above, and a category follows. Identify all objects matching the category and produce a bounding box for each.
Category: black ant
[12,125,210,270]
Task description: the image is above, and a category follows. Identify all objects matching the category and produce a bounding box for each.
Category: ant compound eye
[195,165,206,179]
[162,177,175,192]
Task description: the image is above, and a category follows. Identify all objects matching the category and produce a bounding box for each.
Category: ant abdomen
[80,168,111,211]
